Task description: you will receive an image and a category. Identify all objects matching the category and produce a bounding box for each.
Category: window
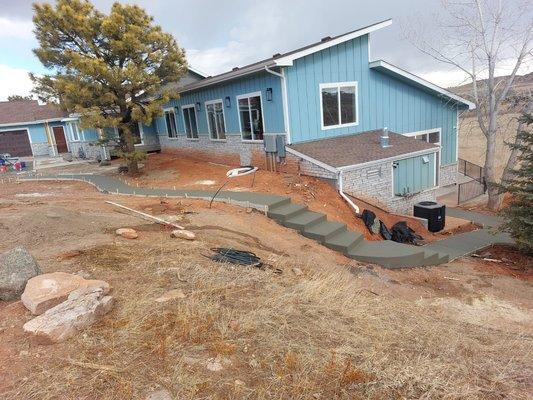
[320,82,358,129]
[237,92,264,141]
[70,122,81,141]
[182,105,198,138]
[205,100,226,140]
[164,109,177,138]
[130,123,143,145]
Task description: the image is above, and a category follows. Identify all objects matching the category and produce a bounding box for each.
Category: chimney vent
[321,36,331,42]
[380,127,391,148]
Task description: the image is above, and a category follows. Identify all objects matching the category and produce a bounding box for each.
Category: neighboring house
[0,68,206,160]
[155,19,474,214]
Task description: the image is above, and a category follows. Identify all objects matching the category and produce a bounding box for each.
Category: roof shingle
[288,130,438,168]
[0,100,68,125]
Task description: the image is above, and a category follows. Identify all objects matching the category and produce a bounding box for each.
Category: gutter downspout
[264,66,291,144]
[338,170,360,214]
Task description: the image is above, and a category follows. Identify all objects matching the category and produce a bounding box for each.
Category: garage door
[0,130,32,157]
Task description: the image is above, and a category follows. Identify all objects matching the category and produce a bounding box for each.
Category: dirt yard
[42,151,470,243]
[0,178,531,399]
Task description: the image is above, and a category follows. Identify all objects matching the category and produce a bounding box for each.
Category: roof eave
[274,19,393,67]
[369,60,476,110]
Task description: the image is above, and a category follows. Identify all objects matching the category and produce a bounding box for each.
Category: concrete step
[283,211,326,230]
[302,221,347,242]
[323,230,364,253]
[346,241,426,268]
[267,203,307,223]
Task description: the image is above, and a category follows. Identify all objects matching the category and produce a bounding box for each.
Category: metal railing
[458,176,487,204]
[458,158,484,182]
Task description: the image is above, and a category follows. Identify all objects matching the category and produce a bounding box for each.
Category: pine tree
[31,0,187,174]
[499,112,533,253]
[7,95,33,102]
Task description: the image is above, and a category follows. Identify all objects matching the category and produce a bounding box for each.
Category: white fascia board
[274,19,393,67]
[188,66,208,78]
[369,60,476,110]
[0,118,65,128]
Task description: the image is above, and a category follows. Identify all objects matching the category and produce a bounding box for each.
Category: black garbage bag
[361,209,376,233]
[379,221,392,240]
[391,221,423,244]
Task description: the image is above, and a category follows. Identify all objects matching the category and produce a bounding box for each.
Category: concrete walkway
[20,173,514,269]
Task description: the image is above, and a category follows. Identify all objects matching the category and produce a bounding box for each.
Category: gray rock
[0,247,41,301]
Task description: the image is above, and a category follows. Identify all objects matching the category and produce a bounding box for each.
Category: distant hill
[449,72,533,98]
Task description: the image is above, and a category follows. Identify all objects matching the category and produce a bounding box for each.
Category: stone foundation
[30,142,50,157]
[439,163,458,187]
[68,141,106,159]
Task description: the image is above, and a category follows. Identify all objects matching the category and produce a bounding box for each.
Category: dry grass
[8,236,532,400]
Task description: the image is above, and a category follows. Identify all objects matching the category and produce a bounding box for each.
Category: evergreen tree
[31,0,186,174]
[7,95,33,102]
[499,112,533,253]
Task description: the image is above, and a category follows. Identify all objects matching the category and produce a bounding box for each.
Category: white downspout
[264,65,291,144]
[338,170,360,214]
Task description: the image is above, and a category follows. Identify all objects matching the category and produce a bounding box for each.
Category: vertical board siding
[161,71,284,137]
[285,34,459,165]
[393,153,436,195]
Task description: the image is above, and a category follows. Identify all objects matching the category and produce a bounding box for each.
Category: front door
[52,126,69,153]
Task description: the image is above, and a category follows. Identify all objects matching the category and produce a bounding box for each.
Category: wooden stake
[105,200,185,229]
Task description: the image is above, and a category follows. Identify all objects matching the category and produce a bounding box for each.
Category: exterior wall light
[225,96,231,108]
[266,87,273,101]
[195,102,201,112]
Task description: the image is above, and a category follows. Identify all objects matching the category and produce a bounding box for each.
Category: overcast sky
[0,0,530,100]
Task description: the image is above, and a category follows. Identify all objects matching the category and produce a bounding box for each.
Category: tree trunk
[485,132,501,211]
[118,125,139,175]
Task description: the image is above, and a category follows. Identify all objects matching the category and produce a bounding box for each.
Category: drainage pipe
[264,66,291,144]
[338,170,360,215]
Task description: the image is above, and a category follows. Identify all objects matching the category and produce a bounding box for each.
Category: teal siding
[393,153,436,196]
[81,127,99,141]
[284,34,460,165]
[0,123,49,143]
[161,71,284,136]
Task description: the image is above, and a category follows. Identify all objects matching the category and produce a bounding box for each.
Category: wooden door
[52,126,69,153]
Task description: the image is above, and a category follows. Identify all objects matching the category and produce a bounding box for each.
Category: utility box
[263,134,278,152]
[414,201,446,232]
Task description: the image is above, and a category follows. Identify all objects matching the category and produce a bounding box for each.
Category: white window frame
[69,122,84,142]
[403,128,441,186]
[205,99,227,141]
[181,104,199,140]
[163,107,178,139]
[319,81,359,130]
[0,127,34,156]
[236,91,266,142]
[133,122,144,146]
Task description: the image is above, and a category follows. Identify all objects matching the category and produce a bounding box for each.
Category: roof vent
[321,36,331,42]
[232,67,239,71]
[380,127,391,148]
[272,53,281,58]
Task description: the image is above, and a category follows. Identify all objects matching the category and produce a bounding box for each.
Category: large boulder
[0,247,41,301]
[21,272,110,315]
[23,286,115,344]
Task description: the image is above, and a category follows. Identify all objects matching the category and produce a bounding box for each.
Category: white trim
[51,125,69,153]
[391,152,439,197]
[204,99,227,140]
[402,128,441,186]
[0,127,34,156]
[369,60,475,110]
[181,104,199,139]
[274,19,392,66]
[285,147,339,173]
[236,91,266,141]
[188,66,208,78]
[68,122,82,142]
[0,118,64,128]
[319,82,359,130]
[134,122,145,146]
[163,107,178,138]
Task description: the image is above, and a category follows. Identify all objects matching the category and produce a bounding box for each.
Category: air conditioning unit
[413,201,446,232]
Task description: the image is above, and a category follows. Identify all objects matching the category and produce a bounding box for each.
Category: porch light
[225,96,231,108]
[266,87,273,101]
[195,102,201,112]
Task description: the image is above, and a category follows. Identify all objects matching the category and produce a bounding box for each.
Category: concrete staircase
[267,200,449,268]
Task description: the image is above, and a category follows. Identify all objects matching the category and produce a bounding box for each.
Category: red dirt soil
[115,152,468,242]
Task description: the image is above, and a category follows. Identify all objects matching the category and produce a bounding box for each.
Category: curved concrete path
[19,173,514,269]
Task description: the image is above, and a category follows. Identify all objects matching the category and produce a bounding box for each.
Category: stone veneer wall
[68,141,106,159]
[439,163,458,187]
[30,142,50,157]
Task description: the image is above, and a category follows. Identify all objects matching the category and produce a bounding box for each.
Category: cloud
[0,16,33,40]
[0,64,34,101]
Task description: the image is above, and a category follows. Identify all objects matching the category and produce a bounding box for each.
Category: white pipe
[264,66,291,144]
[338,170,360,214]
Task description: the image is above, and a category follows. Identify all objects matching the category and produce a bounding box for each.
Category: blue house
[154,19,473,214]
